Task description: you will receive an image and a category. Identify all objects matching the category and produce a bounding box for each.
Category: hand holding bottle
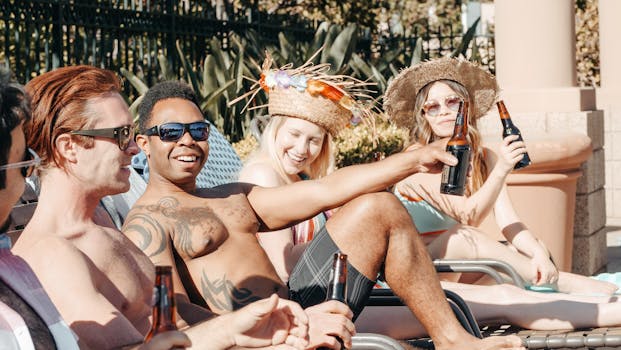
[496,134,528,175]
[497,100,531,169]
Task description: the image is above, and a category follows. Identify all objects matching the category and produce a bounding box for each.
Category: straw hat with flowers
[231,50,375,137]
[383,57,500,130]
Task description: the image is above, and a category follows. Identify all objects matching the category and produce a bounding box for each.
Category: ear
[135,134,150,157]
[54,133,78,163]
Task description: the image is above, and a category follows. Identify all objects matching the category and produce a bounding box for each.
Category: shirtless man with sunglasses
[124,79,524,350]
[13,65,310,349]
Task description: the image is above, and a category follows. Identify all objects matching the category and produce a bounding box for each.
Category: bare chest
[164,196,260,260]
[85,235,154,321]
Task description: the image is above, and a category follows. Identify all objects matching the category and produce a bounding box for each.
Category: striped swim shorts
[287,225,376,320]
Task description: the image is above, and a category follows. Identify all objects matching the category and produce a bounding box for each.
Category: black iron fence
[0,0,316,91]
[1,0,494,97]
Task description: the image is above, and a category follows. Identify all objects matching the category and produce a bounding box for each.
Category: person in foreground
[0,68,81,349]
[122,59,524,349]
[13,65,309,349]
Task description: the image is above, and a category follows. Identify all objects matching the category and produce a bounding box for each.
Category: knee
[446,227,487,258]
[345,192,409,222]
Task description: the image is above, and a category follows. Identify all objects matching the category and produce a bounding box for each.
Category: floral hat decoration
[231,50,376,137]
[383,57,500,130]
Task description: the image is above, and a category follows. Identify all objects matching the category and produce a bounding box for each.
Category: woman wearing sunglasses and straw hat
[384,57,615,295]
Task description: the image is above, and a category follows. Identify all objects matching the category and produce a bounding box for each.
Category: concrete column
[481,0,606,274]
[494,0,594,113]
[597,0,621,223]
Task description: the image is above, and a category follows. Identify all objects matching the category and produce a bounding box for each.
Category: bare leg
[445,282,621,330]
[356,283,621,340]
[427,226,618,295]
[326,193,524,350]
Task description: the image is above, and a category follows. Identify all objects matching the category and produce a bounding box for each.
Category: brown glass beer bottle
[440,101,471,196]
[319,252,348,350]
[497,100,531,170]
[326,252,348,303]
[145,265,178,343]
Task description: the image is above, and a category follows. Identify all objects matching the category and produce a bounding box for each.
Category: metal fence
[0,0,316,92]
[1,0,494,97]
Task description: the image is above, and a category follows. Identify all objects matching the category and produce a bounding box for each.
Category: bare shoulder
[16,234,92,280]
[238,162,284,188]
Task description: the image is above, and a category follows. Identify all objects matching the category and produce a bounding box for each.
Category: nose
[126,138,140,156]
[294,138,309,155]
[177,129,196,145]
[438,102,453,115]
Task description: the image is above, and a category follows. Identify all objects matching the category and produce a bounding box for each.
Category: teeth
[288,153,304,162]
[177,155,197,162]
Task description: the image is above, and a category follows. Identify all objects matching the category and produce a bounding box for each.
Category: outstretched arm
[246,139,456,231]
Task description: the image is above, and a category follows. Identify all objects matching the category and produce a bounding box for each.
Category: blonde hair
[408,79,488,195]
[247,115,335,184]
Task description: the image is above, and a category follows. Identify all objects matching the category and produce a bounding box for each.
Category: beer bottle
[319,252,348,350]
[145,265,178,343]
[440,101,471,196]
[326,252,348,303]
[497,100,531,170]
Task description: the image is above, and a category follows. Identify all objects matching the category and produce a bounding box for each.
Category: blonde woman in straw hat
[384,57,617,296]
[232,53,527,349]
[238,60,361,283]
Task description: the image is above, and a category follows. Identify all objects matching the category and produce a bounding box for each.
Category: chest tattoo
[200,270,262,311]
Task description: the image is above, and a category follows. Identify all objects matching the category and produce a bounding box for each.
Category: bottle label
[441,145,470,196]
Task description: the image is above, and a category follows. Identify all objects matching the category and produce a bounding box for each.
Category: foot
[557,272,619,295]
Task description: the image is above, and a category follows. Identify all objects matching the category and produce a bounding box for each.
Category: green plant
[334,116,409,167]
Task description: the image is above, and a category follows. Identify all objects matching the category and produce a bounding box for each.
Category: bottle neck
[450,103,469,141]
[326,253,347,302]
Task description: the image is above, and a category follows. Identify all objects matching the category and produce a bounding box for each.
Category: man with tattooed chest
[124,80,524,350]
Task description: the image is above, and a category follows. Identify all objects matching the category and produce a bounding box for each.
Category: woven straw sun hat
[231,51,373,137]
[383,57,499,130]
[268,82,351,137]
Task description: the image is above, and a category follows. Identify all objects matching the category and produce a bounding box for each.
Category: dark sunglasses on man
[70,125,133,151]
[143,121,210,142]
[0,148,41,178]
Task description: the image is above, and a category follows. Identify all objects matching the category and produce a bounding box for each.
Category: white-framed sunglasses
[0,148,41,177]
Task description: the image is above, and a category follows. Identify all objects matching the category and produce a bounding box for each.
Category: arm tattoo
[200,271,262,311]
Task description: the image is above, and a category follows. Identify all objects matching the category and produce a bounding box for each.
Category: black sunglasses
[70,125,133,151]
[144,121,210,142]
[0,148,41,178]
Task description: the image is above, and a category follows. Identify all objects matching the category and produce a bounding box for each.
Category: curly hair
[137,80,201,133]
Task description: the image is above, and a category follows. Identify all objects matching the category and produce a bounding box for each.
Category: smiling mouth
[176,155,198,162]
[287,153,305,164]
